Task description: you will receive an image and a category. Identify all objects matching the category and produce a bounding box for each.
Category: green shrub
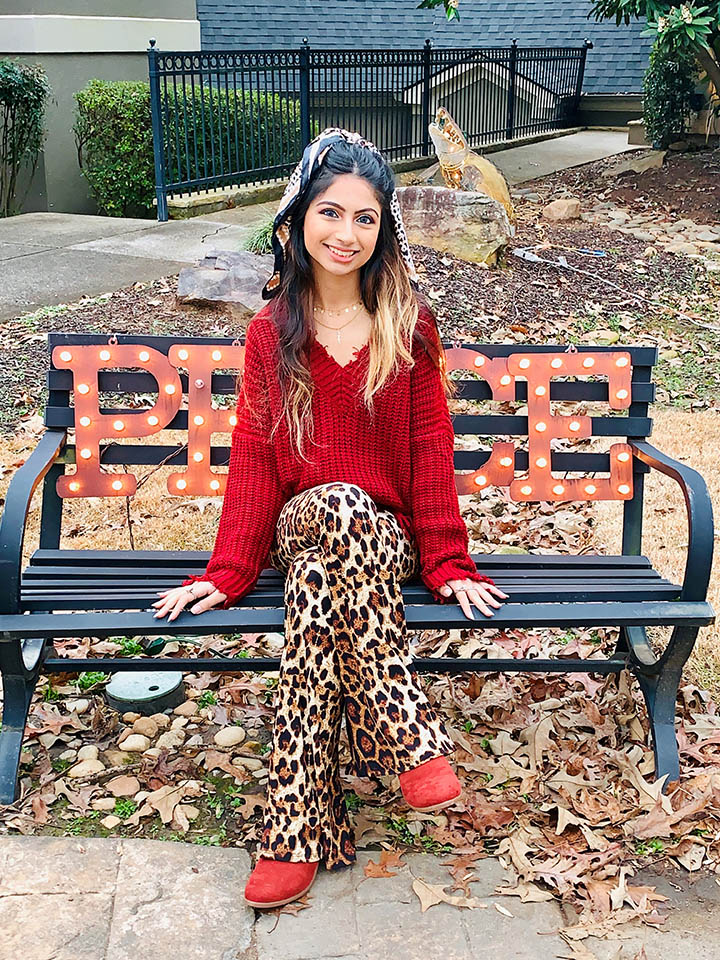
[73,79,155,218]
[73,78,305,218]
[164,86,304,187]
[642,44,699,149]
[0,58,51,217]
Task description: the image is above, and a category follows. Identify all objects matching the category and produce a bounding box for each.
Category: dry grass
[3,406,718,693]
[592,407,720,696]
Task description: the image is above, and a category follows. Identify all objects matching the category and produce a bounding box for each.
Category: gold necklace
[313,298,363,317]
[313,301,365,343]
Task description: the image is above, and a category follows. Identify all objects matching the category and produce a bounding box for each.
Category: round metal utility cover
[105,671,185,715]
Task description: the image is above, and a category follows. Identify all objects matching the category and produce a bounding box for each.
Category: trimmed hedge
[73,78,304,218]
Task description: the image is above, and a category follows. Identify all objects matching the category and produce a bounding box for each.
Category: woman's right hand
[151,581,228,621]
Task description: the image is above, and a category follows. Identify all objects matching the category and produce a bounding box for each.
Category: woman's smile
[324,243,359,262]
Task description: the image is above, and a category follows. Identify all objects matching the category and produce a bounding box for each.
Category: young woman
[152,128,509,909]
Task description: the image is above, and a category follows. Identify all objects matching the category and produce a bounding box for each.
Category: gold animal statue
[428,107,516,224]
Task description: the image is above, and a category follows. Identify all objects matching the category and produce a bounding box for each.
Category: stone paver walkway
[1,836,719,959]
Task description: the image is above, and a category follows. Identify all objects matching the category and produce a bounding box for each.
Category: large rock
[602,149,667,177]
[176,250,274,317]
[396,185,513,265]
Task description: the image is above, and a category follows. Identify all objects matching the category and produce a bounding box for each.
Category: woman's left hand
[437,579,509,620]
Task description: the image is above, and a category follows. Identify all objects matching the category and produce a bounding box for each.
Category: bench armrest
[630,440,714,603]
[0,429,67,615]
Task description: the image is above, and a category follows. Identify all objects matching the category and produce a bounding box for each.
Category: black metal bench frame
[0,333,715,806]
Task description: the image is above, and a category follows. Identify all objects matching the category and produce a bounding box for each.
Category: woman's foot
[398,755,463,812]
[243,857,321,909]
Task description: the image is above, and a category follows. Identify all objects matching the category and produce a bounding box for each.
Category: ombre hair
[262,139,458,462]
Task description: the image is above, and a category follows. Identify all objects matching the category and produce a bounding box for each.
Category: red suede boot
[398,756,463,812]
[243,857,320,909]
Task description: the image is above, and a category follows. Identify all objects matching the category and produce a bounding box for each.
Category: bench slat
[18,586,681,612]
[28,549,655,568]
[0,601,713,639]
[20,566,669,582]
[39,370,655,410]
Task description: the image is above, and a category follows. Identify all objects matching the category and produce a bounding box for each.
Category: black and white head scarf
[261,127,419,300]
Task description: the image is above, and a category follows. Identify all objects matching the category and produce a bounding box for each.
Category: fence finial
[149,38,156,48]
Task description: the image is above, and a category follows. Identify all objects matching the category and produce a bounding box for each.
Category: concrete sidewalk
[1,836,718,960]
[0,130,638,322]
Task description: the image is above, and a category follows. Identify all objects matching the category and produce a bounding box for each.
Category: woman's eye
[320,209,374,225]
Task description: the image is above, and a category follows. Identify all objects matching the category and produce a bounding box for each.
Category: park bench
[0,331,715,806]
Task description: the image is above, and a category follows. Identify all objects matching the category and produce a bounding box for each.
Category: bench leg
[633,624,700,793]
[0,636,46,805]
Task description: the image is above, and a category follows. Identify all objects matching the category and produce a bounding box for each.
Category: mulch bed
[524,145,720,226]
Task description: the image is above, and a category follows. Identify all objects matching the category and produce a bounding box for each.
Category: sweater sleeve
[409,310,495,603]
[181,315,285,609]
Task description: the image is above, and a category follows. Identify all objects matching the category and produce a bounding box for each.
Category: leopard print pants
[257,482,456,870]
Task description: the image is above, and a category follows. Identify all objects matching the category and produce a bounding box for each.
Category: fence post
[505,38,517,142]
[299,37,311,148]
[573,38,593,126]
[147,39,168,222]
[421,38,432,157]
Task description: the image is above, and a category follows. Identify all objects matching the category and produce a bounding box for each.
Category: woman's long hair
[265,139,458,462]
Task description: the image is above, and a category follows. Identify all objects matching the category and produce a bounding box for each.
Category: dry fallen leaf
[412,877,488,912]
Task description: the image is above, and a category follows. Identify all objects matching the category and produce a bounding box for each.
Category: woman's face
[303,173,382,279]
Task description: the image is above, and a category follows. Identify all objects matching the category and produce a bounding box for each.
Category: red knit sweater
[181,300,495,609]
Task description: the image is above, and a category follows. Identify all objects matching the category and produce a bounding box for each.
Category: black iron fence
[148,38,593,221]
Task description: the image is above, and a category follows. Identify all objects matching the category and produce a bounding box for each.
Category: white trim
[0,15,201,54]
